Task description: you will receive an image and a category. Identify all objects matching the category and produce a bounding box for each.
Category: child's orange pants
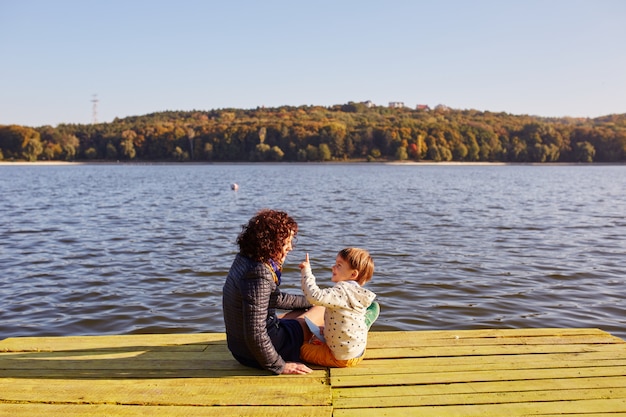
[300,341,364,368]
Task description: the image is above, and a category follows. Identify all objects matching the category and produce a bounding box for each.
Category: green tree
[475,128,500,161]
[451,142,468,160]
[520,122,559,162]
[253,143,271,161]
[573,141,595,162]
[508,136,528,162]
[306,144,319,161]
[120,130,137,160]
[319,143,331,161]
[85,147,98,159]
[297,148,308,161]
[42,142,62,160]
[22,134,43,161]
[203,142,214,160]
[106,142,118,159]
[0,125,26,159]
[173,146,189,161]
[466,133,480,161]
[322,122,347,158]
[269,145,284,161]
[395,146,408,161]
[57,133,80,161]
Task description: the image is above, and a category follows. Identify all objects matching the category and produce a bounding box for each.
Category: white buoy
[231,183,239,191]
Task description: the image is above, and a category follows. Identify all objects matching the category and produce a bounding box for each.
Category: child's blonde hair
[338,248,374,286]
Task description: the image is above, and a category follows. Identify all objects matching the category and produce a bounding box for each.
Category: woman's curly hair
[237,209,298,263]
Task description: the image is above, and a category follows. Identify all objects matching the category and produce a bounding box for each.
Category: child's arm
[300,255,350,309]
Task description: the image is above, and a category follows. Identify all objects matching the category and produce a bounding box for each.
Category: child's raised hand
[299,253,310,270]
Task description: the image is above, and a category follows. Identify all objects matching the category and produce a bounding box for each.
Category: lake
[1,162,625,340]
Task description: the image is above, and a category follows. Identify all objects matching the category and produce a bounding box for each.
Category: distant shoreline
[0,160,623,166]
[0,161,81,165]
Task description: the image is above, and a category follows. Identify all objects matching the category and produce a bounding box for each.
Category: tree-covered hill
[1,103,625,163]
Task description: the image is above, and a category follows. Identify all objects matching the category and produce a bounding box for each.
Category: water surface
[1,163,624,339]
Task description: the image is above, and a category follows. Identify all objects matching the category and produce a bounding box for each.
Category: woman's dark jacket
[222,254,311,374]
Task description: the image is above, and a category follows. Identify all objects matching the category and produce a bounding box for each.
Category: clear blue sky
[1,0,625,127]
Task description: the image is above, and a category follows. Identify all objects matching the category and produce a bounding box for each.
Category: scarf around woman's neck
[265,258,282,285]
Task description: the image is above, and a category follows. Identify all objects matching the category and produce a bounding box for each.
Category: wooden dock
[1,328,625,416]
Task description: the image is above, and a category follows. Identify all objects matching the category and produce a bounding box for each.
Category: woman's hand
[282,361,313,374]
[299,253,310,270]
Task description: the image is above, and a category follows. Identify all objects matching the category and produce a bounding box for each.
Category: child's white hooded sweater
[301,265,376,360]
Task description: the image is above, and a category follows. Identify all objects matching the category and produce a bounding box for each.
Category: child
[299,248,379,368]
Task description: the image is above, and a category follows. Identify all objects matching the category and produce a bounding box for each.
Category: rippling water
[1,163,625,340]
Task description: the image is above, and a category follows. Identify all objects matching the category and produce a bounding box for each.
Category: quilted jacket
[222,254,311,374]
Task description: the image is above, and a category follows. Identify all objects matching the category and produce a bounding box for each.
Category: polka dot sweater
[301,265,377,360]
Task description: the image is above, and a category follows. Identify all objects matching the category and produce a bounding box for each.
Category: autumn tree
[0,125,43,161]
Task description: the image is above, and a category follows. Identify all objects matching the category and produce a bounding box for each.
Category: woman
[222,209,324,375]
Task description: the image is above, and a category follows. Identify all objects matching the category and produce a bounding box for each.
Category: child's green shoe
[365,301,380,329]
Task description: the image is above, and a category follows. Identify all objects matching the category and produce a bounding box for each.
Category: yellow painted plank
[339,350,626,373]
[0,349,234,362]
[333,398,626,417]
[0,404,332,417]
[0,358,257,371]
[0,376,331,406]
[366,328,613,346]
[0,369,278,379]
[0,333,224,352]
[333,387,626,408]
[0,367,323,379]
[365,342,625,359]
[331,365,626,387]
[370,334,622,348]
[333,376,626,399]
[536,415,622,417]
[331,356,626,377]
[368,328,610,338]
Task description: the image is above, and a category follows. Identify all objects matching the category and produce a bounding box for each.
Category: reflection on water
[1,163,625,339]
